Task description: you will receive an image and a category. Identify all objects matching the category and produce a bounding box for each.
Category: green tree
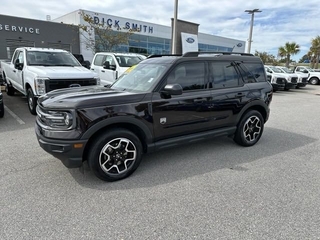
[78,11,136,53]
[254,50,278,65]
[309,36,320,69]
[298,54,310,63]
[278,42,300,68]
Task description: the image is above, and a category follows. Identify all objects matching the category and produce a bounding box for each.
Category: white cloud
[0,0,319,60]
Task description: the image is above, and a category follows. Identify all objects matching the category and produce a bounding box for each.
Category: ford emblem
[237,43,243,47]
[186,37,195,44]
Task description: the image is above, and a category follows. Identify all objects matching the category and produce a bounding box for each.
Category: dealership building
[0,9,245,62]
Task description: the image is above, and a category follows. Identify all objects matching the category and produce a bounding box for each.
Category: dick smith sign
[0,24,40,34]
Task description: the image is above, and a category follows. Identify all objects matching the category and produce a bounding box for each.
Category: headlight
[39,110,73,129]
[35,77,49,95]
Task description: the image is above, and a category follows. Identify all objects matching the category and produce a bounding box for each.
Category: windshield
[278,67,292,73]
[269,66,282,73]
[115,55,142,67]
[26,51,81,66]
[111,63,168,92]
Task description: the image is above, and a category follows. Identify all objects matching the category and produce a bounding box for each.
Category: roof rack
[147,54,182,59]
[182,51,254,57]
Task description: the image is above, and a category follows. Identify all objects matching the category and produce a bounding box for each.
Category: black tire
[234,110,264,147]
[0,101,4,118]
[27,88,37,115]
[4,74,15,96]
[88,128,143,181]
[309,77,319,85]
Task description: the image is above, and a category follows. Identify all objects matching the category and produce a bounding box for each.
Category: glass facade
[97,31,233,55]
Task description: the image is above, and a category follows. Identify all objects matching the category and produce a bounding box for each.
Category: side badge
[160,117,166,125]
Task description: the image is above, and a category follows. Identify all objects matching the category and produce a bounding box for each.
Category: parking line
[4,105,25,125]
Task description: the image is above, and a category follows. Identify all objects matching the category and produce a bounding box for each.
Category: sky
[0,0,319,61]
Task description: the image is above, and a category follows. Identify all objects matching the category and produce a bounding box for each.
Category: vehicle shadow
[68,127,317,190]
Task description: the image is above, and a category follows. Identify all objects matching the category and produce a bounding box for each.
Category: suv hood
[38,86,145,109]
[27,66,96,79]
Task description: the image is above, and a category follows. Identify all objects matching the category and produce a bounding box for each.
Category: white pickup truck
[90,52,144,86]
[1,47,100,114]
[293,66,320,85]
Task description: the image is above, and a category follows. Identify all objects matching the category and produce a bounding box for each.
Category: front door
[152,61,214,141]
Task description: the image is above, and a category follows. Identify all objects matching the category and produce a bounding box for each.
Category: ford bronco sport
[35,52,273,181]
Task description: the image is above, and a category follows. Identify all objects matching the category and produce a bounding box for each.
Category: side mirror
[162,84,183,96]
[303,70,308,73]
[103,61,116,70]
[14,59,23,70]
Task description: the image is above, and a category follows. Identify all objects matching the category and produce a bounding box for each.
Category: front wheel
[234,110,264,147]
[27,88,37,115]
[309,77,319,85]
[88,128,143,181]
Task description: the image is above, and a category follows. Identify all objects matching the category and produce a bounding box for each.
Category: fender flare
[81,116,153,143]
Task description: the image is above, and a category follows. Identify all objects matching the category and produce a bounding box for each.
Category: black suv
[35,52,273,181]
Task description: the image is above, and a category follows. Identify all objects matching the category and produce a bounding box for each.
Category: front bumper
[272,83,285,91]
[35,123,87,168]
[297,82,307,87]
[285,82,297,89]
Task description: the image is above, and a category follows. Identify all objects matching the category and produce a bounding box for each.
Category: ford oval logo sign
[186,37,195,44]
[237,43,243,47]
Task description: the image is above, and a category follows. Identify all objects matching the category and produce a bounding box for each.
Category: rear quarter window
[240,62,266,83]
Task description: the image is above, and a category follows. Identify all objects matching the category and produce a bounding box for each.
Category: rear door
[209,61,250,128]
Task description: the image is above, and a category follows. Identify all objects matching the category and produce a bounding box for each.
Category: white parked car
[293,66,320,85]
[90,52,143,86]
[265,65,296,90]
[275,66,308,88]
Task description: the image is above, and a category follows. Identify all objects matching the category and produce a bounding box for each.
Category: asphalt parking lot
[1,85,320,239]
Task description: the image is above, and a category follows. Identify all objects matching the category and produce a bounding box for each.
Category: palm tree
[278,42,300,68]
[310,36,320,69]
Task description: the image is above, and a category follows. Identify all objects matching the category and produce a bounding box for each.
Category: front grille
[276,78,285,84]
[291,77,298,84]
[302,77,308,83]
[46,78,97,92]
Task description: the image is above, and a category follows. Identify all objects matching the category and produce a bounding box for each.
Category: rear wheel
[309,77,319,85]
[234,110,264,147]
[27,88,37,115]
[88,128,143,181]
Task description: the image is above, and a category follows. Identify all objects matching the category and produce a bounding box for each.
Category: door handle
[13,70,16,73]
[90,68,94,71]
[101,70,105,73]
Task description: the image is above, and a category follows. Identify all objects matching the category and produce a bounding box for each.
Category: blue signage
[93,16,153,34]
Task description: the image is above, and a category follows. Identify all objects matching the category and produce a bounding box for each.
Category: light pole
[172,0,178,54]
[245,8,261,54]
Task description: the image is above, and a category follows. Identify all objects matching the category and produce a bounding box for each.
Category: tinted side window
[243,63,266,82]
[210,62,240,89]
[167,62,206,91]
